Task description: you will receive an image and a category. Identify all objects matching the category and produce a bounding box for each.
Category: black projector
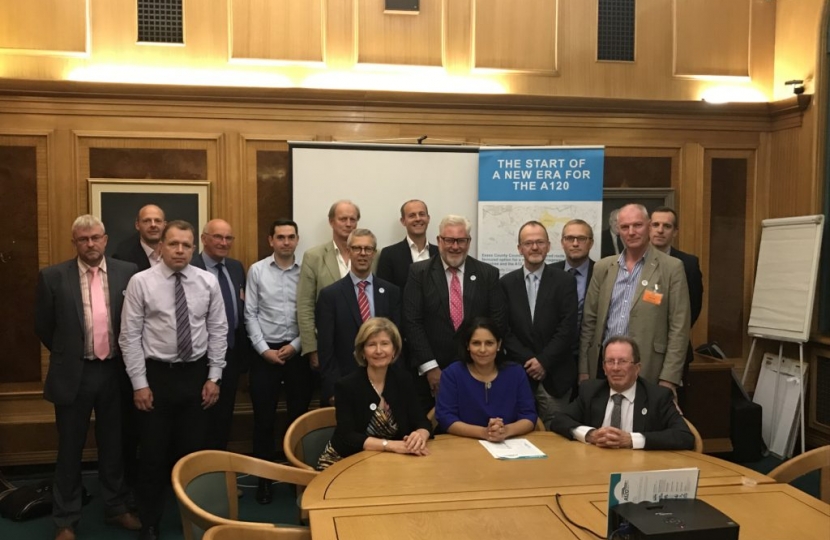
[608,499,739,540]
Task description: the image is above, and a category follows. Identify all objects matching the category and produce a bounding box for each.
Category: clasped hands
[485,417,508,443]
[585,426,633,449]
[383,429,431,456]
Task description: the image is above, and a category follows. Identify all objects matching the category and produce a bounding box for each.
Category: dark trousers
[205,346,243,450]
[138,357,208,529]
[249,343,313,462]
[119,368,140,491]
[53,358,129,528]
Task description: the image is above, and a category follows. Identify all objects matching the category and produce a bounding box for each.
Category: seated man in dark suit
[376,199,438,290]
[317,229,401,405]
[548,335,694,450]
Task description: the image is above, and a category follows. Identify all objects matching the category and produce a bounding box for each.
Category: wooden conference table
[301,433,830,539]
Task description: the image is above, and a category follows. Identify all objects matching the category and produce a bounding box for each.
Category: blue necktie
[215,263,236,349]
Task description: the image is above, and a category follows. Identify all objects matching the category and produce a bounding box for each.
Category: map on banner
[478,201,602,273]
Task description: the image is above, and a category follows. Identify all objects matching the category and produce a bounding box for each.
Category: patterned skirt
[316,406,399,471]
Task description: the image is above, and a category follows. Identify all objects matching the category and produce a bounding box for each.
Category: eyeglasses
[439,236,470,247]
[349,246,376,254]
[209,234,235,242]
[520,240,549,248]
[563,235,591,244]
[75,235,105,244]
[603,358,636,367]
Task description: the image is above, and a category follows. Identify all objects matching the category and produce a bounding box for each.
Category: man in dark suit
[649,206,704,404]
[112,204,166,271]
[552,219,596,329]
[376,199,438,290]
[501,221,578,425]
[190,218,248,451]
[403,214,507,411]
[317,229,401,405]
[35,215,141,540]
[548,336,694,450]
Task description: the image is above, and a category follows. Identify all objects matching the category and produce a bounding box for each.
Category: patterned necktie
[175,272,193,361]
[526,273,539,322]
[215,263,236,349]
[610,393,624,429]
[568,267,584,326]
[89,267,109,360]
[449,267,463,331]
[357,281,371,322]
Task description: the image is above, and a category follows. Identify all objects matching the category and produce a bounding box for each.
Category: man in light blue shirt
[244,219,310,504]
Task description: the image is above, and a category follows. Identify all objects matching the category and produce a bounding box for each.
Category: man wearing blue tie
[316,229,401,405]
[191,219,248,451]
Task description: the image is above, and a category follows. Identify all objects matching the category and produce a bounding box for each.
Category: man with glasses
[36,215,141,540]
[376,199,439,290]
[552,219,596,329]
[190,219,248,450]
[317,229,401,405]
[501,221,578,425]
[403,215,506,411]
[548,336,694,450]
[297,200,360,372]
[579,204,690,395]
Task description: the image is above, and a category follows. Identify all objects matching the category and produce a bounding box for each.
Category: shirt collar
[350,272,374,286]
[617,248,649,267]
[522,265,544,280]
[202,252,224,268]
[160,261,188,279]
[270,255,298,271]
[140,239,159,259]
[407,235,428,251]
[610,381,638,403]
[564,258,590,274]
[77,257,107,274]
[441,258,465,274]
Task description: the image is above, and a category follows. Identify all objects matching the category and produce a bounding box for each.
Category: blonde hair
[353,317,402,367]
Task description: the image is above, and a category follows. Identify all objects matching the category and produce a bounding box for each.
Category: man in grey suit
[35,215,141,540]
[549,335,694,450]
[297,200,360,371]
[579,204,690,393]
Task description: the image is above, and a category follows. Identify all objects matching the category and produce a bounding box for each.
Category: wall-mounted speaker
[385,0,419,14]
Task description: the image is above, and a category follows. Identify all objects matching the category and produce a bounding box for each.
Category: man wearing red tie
[35,215,141,540]
[403,215,507,412]
[316,229,401,405]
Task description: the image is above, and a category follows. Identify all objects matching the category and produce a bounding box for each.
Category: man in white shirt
[548,335,693,450]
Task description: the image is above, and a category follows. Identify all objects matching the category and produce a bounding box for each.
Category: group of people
[35,197,703,540]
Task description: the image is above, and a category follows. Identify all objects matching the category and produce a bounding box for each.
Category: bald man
[190,219,248,450]
[113,204,166,271]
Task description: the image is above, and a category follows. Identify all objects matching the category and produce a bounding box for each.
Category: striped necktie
[175,272,193,361]
[357,281,371,322]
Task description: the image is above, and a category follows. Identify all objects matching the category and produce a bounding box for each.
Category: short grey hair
[328,200,361,220]
[72,214,105,234]
[438,215,471,236]
[347,228,377,248]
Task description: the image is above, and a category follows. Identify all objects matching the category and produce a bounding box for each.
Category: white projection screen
[290,142,480,259]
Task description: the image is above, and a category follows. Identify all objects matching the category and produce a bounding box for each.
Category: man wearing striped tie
[316,229,401,406]
[120,220,228,540]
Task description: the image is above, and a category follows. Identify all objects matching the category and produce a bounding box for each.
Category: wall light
[700,85,768,104]
[66,64,294,88]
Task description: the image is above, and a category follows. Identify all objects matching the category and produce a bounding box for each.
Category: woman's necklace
[468,365,497,403]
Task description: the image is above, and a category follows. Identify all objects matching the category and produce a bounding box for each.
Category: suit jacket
[579,249,690,385]
[550,259,595,292]
[329,366,432,458]
[500,265,578,398]
[112,233,151,271]
[403,255,507,371]
[316,275,402,401]
[548,378,694,450]
[35,257,138,405]
[376,238,438,291]
[297,241,343,354]
[669,247,703,327]
[600,229,623,259]
[190,253,248,354]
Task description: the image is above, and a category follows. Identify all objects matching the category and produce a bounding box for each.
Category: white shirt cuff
[631,433,646,450]
[572,426,593,443]
[418,360,439,376]
[208,367,224,381]
[130,376,149,391]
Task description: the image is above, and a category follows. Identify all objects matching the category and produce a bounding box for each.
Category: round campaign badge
[370,403,377,411]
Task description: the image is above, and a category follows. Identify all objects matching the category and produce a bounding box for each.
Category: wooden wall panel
[357,0,443,66]
[773,0,824,100]
[674,0,751,77]
[474,0,557,73]
[230,0,324,62]
[0,0,87,54]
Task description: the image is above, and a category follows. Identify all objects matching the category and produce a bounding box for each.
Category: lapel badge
[641,408,647,415]
[470,275,477,281]
[370,403,377,411]
[641,280,648,287]
[378,287,385,294]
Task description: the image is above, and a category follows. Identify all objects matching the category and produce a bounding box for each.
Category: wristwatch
[209,377,222,387]
[382,439,389,451]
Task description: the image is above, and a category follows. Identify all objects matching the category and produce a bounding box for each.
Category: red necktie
[357,281,371,322]
[449,267,463,331]
[89,267,109,360]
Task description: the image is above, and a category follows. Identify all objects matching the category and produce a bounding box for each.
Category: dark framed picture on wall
[88,179,210,256]
[600,188,675,257]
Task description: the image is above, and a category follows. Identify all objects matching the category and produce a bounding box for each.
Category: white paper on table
[478,438,547,460]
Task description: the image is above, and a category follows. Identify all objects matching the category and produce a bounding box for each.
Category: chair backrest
[535,417,546,431]
[283,407,337,471]
[204,524,311,540]
[683,417,704,453]
[172,450,316,540]
[768,445,830,504]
